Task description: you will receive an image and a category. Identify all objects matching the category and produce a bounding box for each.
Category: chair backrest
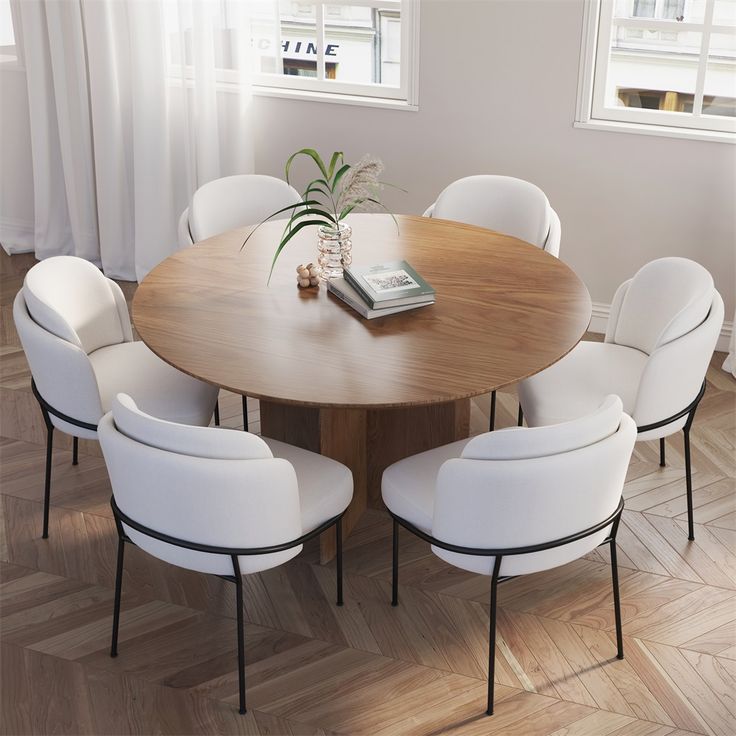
[188,174,302,243]
[22,256,132,355]
[606,257,715,356]
[432,396,636,578]
[14,256,133,433]
[430,175,553,251]
[633,288,724,431]
[98,394,303,576]
[13,290,104,435]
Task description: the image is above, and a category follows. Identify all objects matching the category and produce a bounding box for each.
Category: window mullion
[693,0,716,117]
[591,0,614,118]
[399,0,410,98]
[315,3,325,82]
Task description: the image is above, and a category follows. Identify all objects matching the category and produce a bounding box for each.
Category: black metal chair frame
[489,390,524,432]
[389,498,625,716]
[109,496,345,716]
[31,378,230,538]
[213,395,249,432]
[31,379,97,538]
[637,379,706,541]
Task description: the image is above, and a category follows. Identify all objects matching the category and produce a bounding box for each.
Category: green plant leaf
[239,199,323,251]
[285,148,329,184]
[330,163,351,193]
[287,207,336,226]
[303,178,333,201]
[282,197,335,235]
[267,218,329,285]
[338,203,358,220]
[326,151,344,179]
[338,198,399,234]
[364,197,400,230]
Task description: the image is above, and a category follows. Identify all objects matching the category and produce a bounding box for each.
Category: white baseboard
[590,301,733,353]
[0,218,34,254]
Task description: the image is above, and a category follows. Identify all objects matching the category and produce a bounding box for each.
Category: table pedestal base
[260,399,471,563]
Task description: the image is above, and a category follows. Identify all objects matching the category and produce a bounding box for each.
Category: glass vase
[317,223,352,280]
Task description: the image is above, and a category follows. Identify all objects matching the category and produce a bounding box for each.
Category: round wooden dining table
[133,214,591,562]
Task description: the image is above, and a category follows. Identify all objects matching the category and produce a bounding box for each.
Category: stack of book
[327,261,435,319]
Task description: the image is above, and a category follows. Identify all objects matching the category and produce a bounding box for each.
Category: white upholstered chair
[178,174,301,428]
[382,396,636,716]
[179,174,301,248]
[98,394,352,716]
[519,258,724,541]
[423,175,560,256]
[423,174,561,430]
[13,256,218,538]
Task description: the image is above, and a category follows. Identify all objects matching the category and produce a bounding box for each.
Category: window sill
[574,119,735,144]
[250,84,418,111]
[169,74,419,111]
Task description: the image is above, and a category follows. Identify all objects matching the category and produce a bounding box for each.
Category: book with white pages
[344,261,435,309]
[327,278,434,319]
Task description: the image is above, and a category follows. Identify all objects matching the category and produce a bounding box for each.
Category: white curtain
[16,0,259,281]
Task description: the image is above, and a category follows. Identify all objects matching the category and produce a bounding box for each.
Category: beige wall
[2,0,734,324]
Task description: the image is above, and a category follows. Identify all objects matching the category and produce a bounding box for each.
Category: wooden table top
[133,214,591,409]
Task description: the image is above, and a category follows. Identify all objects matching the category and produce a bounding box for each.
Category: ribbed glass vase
[317,223,352,280]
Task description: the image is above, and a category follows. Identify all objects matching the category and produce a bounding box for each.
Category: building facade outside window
[577,0,736,140]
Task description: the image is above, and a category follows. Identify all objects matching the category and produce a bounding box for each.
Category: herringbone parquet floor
[1,250,734,736]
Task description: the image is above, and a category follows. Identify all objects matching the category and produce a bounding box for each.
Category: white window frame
[169,0,419,111]
[575,0,736,142]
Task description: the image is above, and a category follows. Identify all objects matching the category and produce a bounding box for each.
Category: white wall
[250,0,735,322]
[1,0,734,325]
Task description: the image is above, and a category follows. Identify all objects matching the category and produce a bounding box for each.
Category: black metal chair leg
[489,390,496,431]
[336,517,344,606]
[637,380,704,542]
[233,560,247,715]
[242,396,248,432]
[214,400,220,426]
[110,537,126,657]
[517,405,524,427]
[72,436,79,466]
[610,539,624,659]
[391,519,399,607]
[683,427,695,541]
[487,558,502,716]
[42,418,54,539]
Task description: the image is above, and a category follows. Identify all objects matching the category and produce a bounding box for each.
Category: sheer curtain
[17,0,261,281]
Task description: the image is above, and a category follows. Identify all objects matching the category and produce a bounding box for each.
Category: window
[165,0,419,108]
[0,0,18,64]
[577,0,736,139]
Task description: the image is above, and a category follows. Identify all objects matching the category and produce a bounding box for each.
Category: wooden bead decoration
[296,263,321,289]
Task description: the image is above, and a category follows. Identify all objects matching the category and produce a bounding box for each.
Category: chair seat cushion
[381,438,470,533]
[89,341,217,427]
[519,341,648,428]
[262,438,353,534]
